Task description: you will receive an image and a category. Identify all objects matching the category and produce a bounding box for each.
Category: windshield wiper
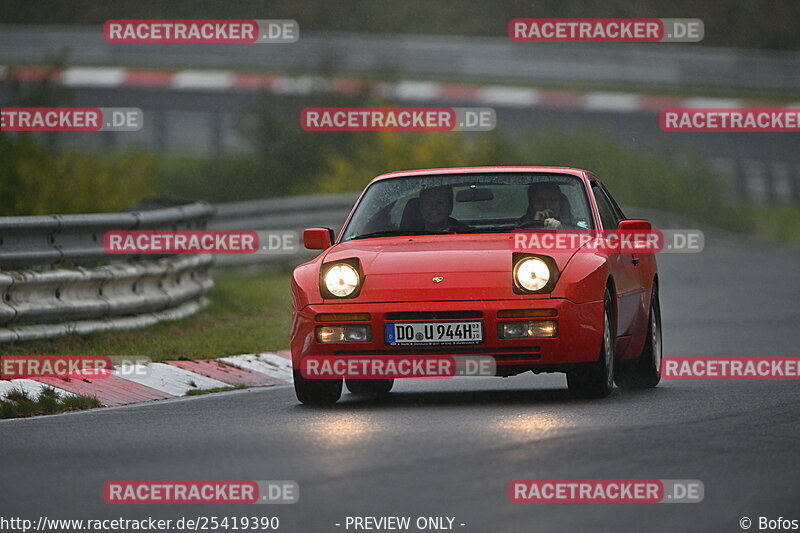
[349,229,454,240]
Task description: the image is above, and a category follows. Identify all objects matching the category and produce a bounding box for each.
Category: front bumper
[291,298,604,373]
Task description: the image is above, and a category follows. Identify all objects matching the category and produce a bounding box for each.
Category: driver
[419,185,470,232]
[518,183,565,229]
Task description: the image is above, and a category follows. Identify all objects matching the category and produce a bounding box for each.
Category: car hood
[321,234,582,303]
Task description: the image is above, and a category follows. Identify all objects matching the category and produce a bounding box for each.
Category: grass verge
[0,387,102,419]
[0,269,293,361]
[751,206,800,246]
[185,385,246,397]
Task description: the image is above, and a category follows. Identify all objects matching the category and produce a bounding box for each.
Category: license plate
[385,321,483,346]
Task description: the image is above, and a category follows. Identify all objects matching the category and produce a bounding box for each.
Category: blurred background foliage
[0,61,156,215]
[0,79,751,232]
[0,133,155,215]
[0,56,759,235]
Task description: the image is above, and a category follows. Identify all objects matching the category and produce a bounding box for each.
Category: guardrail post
[733,161,750,203]
[210,112,223,155]
[154,110,168,154]
[794,165,800,204]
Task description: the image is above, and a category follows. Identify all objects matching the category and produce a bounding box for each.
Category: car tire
[567,288,615,398]
[293,370,342,405]
[615,284,662,389]
[345,378,395,396]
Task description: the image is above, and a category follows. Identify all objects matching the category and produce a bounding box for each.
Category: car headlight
[514,257,551,292]
[323,263,360,297]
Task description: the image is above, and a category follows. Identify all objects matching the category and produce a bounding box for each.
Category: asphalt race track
[1,235,798,532]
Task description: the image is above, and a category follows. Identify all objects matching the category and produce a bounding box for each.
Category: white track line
[61,67,126,87]
[118,363,229,396]
[172,70,235,90]
[221,353,294,382]
[583,92,643,112]
[391,81,442,101]
[478,86,540,106]
[682,97,745,109]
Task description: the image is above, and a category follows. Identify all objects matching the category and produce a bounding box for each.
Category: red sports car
[291,167,661,404]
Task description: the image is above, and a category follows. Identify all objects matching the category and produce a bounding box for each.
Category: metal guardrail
[208,193,358,267]
[0,194,357,343]
[210,193,358,232]
[0,202,215,343]
[0,202,213,268]
[1,25,799,92]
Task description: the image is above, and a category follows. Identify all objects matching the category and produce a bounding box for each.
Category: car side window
[592,185,619,230]
[600,183,627,221]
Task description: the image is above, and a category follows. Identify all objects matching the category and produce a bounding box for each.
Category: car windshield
[341,173,594,242]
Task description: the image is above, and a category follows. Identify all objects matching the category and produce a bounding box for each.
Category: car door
[591,182,644,338]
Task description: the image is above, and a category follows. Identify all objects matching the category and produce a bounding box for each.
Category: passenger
[419,186,470,232]
[518,183,567,229]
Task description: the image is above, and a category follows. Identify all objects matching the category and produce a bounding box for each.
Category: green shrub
[750,206,800,245]
[521,130,749,232]
[315,128,748,232]
[317,131,518,193]
[155,92,373,201]
[0,133,156,215]
[155,154,266,202]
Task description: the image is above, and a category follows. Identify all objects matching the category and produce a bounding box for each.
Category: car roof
[369,166,593,185]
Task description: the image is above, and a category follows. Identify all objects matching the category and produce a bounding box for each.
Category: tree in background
[316,128,747,232]
[0,60,156,215]
[317,131,517,193]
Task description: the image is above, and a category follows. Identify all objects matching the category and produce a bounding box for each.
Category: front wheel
[346,378,394,396]
[293,370,342,405]
[567,288,615,398]
[615,284,662,389]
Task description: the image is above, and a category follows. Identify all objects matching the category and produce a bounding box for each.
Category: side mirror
[617,219,652,231]
[303,228,334,250]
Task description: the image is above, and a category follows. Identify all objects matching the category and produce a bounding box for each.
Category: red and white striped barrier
[0,351,293,408]
[3,65,798,113]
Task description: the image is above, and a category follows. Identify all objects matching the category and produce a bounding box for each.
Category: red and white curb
[0,351,294,408]
[3,65,798,113]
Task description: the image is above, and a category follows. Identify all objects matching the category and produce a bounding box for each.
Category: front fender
[551,252,610,304]
[291,261,324,311]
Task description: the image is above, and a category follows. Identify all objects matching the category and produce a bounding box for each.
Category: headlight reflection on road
[494,413,568,439]
[307,415,376,446]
